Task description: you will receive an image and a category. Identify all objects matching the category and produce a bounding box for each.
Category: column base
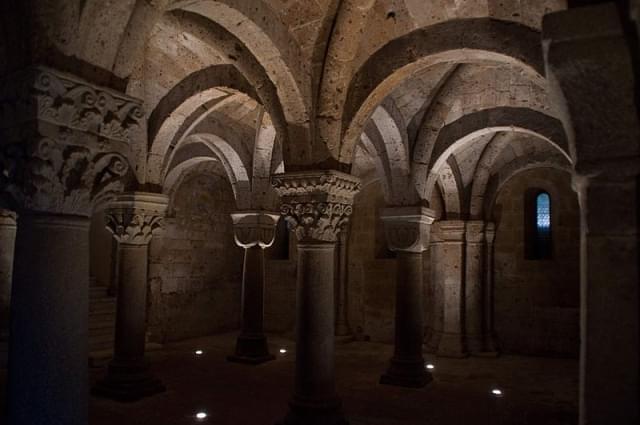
[227,334,275,365]
[92,358,165,402]
[437,333,469,358]
[379,357,433,388]
[467,334,485,355]
[278,397,348,425]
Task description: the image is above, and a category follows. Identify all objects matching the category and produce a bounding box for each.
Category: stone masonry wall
[147,168,243,343]
[493,168,580,357]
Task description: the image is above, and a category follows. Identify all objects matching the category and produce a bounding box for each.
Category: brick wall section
[147,170,243,343]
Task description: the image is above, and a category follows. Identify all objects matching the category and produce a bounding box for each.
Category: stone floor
[0,332,578,425]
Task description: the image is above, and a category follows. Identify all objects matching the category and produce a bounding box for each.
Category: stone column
[0,210,17,366]
[464,220,485,354]
[228,211,280,364]
[93,192,168,401]
[379,207,436,388]
[425,235,444,353]
[272,170,360,425]
[483,222,499,353]
[435,220,468,358]
[335,228,352,337]
[544,5,640,423]
[1,66,140,425]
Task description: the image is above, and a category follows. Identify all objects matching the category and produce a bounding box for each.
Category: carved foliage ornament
[0,67,144,143]
[272,171,361,243]
[105,193,169,246]
[0,136,129,216]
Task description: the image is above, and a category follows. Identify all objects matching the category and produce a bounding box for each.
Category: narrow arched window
[525,190,553,260]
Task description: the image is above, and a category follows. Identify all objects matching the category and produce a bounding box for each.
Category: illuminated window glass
[525,190,552,260]
[536,193,551,232]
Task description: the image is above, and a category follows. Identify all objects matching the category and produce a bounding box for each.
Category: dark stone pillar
[482,222,499,354]
[544,5,640,423]
[228,211,279,364]
[273,170,360,425]
[335,229,352,338]
[93,192,168,401]
[379,207,435,388]
[1,66,140,423]
[0,210,17,367]
[8,213,90,425]
[464,221,485,354]
[434,220,468,358]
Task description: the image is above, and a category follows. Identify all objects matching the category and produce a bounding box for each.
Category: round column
[483,223,499,354]
[335,229,352,337]
[0,209,17,367]
[228,211,279,364]
[436,220,468,358]
[93,192,168,401]
[464,221,485,354]
[273,170,360,425]
[379,207,435,388]
[8,213,90,425]
[425,236,444,353]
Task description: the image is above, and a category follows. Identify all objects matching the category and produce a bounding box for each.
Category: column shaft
[7,214,89,425]
[335,231,351,337]
[380,251,431,387]
[228,245,274,363]
[483,224,498,353]
[425,242,444,353]
[113,244,148,362]
[464,222,485,354]
[437,221,468,358]
[0,211,17,366]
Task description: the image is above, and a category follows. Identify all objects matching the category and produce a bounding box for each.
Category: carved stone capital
[380,206,436,253]
[432,220,466,243]
[465,220,486,244]
[0,67,144,144]
[105,192,168,246]
[231,211,280,249]
[0,67,141,216]
[0,209,17,227]
[271,170,361,243]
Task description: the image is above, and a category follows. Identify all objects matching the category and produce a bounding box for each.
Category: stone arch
[170,135,251,209]
[146,65,260,185]
[437,157,465,219]
[166,1,312,164]
[339,18,545,163]
[483,155,572,221]
[418,108,571,204]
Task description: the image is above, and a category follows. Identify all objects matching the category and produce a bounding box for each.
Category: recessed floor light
[194,350,203,356]
[425,363,435,370]
[491,388,503,396]
[279,348,287,354]
[195,411,207,420]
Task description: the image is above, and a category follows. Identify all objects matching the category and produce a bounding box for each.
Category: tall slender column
[273,170,360,425]
[335,228,352,337]
[464,220,485,354]
[483,222,499,353]
[1,66,140,424]
[379,207,435,388]
[93,192,168,401]
[425,236,444,353]
[0,210,17,366]
[435,220,468,358]
[228,211,280,364]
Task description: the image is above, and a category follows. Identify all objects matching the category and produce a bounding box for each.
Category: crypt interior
[0,0,638,424]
